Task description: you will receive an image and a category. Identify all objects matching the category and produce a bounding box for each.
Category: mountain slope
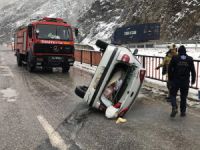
[0,0,94,44]
[0,0,200,44]
[78,0,200,43]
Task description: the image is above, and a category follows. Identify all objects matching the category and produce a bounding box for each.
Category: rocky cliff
[78,0,200,43]
[0,0,94,44]
[0,0,200,44]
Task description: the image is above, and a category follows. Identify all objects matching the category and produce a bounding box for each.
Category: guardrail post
[90,51,93,66]
[143,56,145,68]
[196,62,199,89]
[81,50,83,64]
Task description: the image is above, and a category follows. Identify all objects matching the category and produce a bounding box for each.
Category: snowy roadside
[74,61,97,74]
[143,79,200,109]
[0,44,11,51]
[133,47,200,60]
[73,61,200,109]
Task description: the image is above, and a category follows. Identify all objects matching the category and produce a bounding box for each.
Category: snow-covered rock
[78,0,200,43]
[0,0,94,44]
[0,0,200,45]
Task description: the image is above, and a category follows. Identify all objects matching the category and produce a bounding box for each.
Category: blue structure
[111,23,160,45]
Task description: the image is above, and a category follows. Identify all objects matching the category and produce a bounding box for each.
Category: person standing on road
[168,45,196,117]
[156,43,177,101]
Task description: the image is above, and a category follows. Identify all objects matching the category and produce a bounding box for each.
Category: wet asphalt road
[0,49,200,150]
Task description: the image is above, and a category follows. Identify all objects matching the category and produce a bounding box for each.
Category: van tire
[96,40,108,52]
[75,86,88,98]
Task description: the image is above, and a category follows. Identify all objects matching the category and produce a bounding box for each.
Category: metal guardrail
[75,50,200,89]
[136,55,200,89]
[74,50,101,66]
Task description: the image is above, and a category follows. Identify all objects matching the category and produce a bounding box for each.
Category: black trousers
[167,80,172,97]
[170,80,189,113]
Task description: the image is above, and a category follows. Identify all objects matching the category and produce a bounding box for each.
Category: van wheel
[16,52,22,66]
[75,86,88,98]
[62,65,70,73]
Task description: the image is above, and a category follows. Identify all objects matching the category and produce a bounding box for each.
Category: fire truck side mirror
[28,25,33,38]
[35,29,40,36]
[75,28,78,37]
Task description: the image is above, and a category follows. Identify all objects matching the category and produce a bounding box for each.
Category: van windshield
[36,24,72,41]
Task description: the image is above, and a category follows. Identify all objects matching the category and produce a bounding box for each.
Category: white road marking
[0,88,17,102]
[0,65,14,77]
[7,98,16,102]
[37,115,69,150]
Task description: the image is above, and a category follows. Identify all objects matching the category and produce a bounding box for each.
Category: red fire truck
[14,17,77,72]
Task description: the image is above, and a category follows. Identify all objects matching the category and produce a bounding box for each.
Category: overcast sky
[0,0,9,5]
[0,0,6,6]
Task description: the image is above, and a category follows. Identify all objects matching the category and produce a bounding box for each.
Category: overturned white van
[75,40,145,118]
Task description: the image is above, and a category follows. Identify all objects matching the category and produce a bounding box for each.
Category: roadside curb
[73,61,96,74]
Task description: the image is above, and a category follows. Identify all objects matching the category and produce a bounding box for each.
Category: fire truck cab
[14,17,77,72]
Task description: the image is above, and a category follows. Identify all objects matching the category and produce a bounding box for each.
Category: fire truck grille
[34,44,74,54]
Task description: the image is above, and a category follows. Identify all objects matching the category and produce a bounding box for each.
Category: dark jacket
[168,54,196,84]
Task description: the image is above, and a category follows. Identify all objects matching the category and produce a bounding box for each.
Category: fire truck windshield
[36,24,72,41]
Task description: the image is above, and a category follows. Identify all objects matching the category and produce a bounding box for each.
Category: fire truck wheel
[17,52,22,67]
[27,61,35,72]
[75,86,88,98]
[62,65,70,73]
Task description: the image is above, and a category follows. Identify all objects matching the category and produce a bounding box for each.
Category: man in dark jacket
[168,45,196,117]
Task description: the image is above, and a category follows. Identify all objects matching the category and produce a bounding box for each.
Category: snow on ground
[0,44,11,50]
[74,61,97,74]
[135,47,200,60]
[81,42,200,60]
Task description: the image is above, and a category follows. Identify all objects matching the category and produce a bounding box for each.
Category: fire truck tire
[27,60,35,72]
[27,52,35,72]
[75,86,88,98]
[16,52,22,67]
[62,65,70,73]
[27,62,35,72]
